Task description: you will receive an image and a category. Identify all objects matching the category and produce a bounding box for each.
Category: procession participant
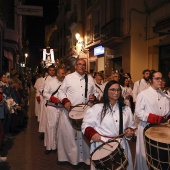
[57,59,98,165]
[160,78,170,95]
[35,71,48,122]
[38,65,56,140]
[34,73,44,118]
[43,68,65,154]
[110,72,120,82]
[82,80,136,170]
[94,73,105,101]
[134,71,170,170]
[120,77,133,108]
[132,69,151,103]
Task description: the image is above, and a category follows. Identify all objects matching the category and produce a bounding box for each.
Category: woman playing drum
[134,71,170,170]
[82,80,136,170]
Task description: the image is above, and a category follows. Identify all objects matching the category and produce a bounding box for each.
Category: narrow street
[0,87,136,170]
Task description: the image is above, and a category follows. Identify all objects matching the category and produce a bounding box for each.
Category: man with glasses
[134,71,170,170]
[57,59,98,166]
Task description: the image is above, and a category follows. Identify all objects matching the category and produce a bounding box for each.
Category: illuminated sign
[94,46,104,56]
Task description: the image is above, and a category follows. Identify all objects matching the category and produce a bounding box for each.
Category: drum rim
[90,140,120,159]
[69,104,90,131]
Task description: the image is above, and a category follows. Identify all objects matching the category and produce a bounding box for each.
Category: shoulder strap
[85,74,88,99]
[119,104,123,135]
[139,79,141,86]
[95,84,103,93]
[51,85,61,96]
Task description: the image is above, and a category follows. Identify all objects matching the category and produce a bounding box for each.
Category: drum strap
[45,85,61,107]
[51,85,61,96]
[85,74,88,100]
[95,84,103,93]
[119,105,123,135]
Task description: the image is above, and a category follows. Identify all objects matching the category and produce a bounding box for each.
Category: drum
[144,123,170,170]
[69,104,90,131]
[91,140,128,170]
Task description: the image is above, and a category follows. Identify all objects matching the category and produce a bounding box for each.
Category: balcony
[153,18,170,35]
[94,23,100,41]
[101,18,123,41]
[100,18,125,47]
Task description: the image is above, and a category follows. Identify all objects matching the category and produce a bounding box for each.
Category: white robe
[57,71,98,165]
[34,77,43,118]
[134,86,170,170]
[82,103,136,170]
[43,78,62,150]
[132,78,150,102]
[38,76,56,133]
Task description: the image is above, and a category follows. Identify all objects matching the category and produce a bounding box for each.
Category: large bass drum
[143,123,170,170]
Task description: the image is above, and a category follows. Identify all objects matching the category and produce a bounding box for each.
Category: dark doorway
[159,45,170,77]
[111,56,122,72]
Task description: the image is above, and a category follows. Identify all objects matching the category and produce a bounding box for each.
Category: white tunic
[134,86,170,170]
[57,71,98,165]
[132,78,150,102]
[94,82,106,101]
[82,103,136,170]
[38,76,56,133]
[43,78,62,150]
[34,77,43,117]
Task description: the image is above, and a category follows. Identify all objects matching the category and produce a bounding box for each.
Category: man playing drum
[134,71,170,170]
[82,80,136,170]
[57,59,98,165]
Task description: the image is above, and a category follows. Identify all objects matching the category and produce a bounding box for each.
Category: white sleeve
[81,106,97,134]
[58,77,68,101]
[132,81,139,102]
[135,93,149,122]
[43,82,51,100]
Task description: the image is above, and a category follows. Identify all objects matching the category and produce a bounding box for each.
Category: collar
[75,71,85,79]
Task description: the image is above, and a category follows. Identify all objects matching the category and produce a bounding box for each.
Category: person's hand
[125,128,135,137]
[64,101,71,111]
[50,96,59,105]
[36,96,41,103]
[89,94,96,103]
[17,106,21,110]
[91,133,101,142]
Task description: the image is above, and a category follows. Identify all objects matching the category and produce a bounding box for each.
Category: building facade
[47,0,170,81]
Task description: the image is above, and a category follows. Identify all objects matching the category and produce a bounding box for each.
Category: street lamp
[25,53,28,64]
[75,33,80,41]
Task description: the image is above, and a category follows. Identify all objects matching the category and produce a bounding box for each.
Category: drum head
[92,141,118,160]
[69,104,90,120]
[145,123,170,144]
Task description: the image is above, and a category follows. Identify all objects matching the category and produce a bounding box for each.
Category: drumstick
[99,139,113,148]
[83,100,89,109]
[112,127,138,140]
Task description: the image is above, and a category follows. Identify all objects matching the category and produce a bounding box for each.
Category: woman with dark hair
[82,80,136,170]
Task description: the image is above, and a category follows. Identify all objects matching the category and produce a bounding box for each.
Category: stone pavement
[0,87,136,170]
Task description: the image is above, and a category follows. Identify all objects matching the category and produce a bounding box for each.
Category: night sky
[24,0,59,69]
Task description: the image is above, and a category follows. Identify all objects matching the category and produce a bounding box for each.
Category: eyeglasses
[153,77,162,81]
[76,63,86,67]
[109,88,121,93]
